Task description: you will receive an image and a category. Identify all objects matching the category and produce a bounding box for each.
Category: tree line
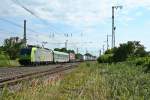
[98,41,148,63]
[97,41,150,72]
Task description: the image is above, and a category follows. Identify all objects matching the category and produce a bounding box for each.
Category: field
[0,62,150,100]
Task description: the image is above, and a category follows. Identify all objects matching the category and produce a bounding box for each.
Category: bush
[97,54,113,63]
[136,57,150,73]
[0,52,20,67]
[0,52,10,66]
[144,63,150,73]
[129,57,150,72]
[113,41,147,62]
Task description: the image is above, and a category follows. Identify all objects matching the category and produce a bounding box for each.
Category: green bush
[128,57,150,72]
[0,53,10,66]
[139,57,150,72]
[97,54,113,63]
[112,41,147,62]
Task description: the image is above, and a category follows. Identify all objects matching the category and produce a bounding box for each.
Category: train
[19,46,96,66]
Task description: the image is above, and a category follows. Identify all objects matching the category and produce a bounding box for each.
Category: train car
[53,51,69,63]
[83,55,96,61]
[83,55,90,61]
[19,47,53,65]
[69,53,75,62]
[83,55,87,61]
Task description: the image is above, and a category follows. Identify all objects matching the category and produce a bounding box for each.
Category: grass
[0,62,150,100]
[103,63,150,100]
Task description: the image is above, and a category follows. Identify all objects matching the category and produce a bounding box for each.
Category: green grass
[103,63,150,99]
[0,62,150,100]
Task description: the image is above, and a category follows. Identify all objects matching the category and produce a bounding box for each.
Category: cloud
[124,0,150,8]
[0,0,31,17]
[1,0,150,28]
[0,0,113,27]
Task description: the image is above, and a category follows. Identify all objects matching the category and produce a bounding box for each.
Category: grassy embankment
[1,62,150,100]
[0,53,20,67]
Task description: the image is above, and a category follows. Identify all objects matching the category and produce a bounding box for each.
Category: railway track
[0,63,78,88]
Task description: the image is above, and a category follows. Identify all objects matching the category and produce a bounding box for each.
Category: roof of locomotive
[22,46,53,52]
[53,51,69,55]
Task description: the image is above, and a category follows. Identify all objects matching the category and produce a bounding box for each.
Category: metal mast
[24,20,27,47]
[112,6,122,48]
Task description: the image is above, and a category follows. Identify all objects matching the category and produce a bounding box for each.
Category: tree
[85,53,92,56]
[113,43,128,62]
[3,38,24,60]
[54,48,75,53]
[104,47,117,54]
[67,50,75,53]
[0,46,3,54]
[97,54,113,63]
[113,41,147,62]
[54,48,67,52]
[75,53,83,59]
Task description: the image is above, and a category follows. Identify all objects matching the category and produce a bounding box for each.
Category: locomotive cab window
[20,48,32,55]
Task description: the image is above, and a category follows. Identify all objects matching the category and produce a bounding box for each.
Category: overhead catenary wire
[8,0,86,44]
[0,17,41,35]
[1,0,99,54]
[11,0,64,37]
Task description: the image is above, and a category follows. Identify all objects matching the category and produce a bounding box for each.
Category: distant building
[10,37,22,43]
[5,37,23,46]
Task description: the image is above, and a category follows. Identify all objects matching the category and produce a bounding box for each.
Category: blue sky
[0,0,150,56]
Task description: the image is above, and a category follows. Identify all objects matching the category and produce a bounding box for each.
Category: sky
[0,0,150,56]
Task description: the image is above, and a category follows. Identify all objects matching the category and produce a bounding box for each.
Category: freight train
[19,46,96,66]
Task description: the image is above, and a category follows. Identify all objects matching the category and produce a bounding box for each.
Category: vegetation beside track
[1,62,149,100]
[0,53,20,67]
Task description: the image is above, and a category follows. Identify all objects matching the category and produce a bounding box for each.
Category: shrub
[97,54,113,63]
[113,41,147,62]
[130,57,150,72]
[0,53,10,66]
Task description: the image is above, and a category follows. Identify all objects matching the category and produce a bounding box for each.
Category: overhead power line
[0,17,40,34]
[12,0,64,37]
[0,18,23,28]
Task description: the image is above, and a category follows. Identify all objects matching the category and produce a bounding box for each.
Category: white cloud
[0,0,30,17]
[0,0,113,27]
[1,0,150,28]
[124,0,150,8]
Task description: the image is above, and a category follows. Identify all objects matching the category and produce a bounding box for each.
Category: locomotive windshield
[20,48,32,55]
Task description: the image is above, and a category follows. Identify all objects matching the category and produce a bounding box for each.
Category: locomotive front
[19,47,32,65]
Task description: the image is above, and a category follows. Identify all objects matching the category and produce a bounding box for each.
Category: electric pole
[77,48,79,54]
[24,20,27,47]
[103,44,105,54]
[107,35,109,50]
[86,48,88,54]
[106,34,112,50]
[112,6,122,48]
[99,49,101,56]
[112,7,114,48]
[65,40,68,50]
